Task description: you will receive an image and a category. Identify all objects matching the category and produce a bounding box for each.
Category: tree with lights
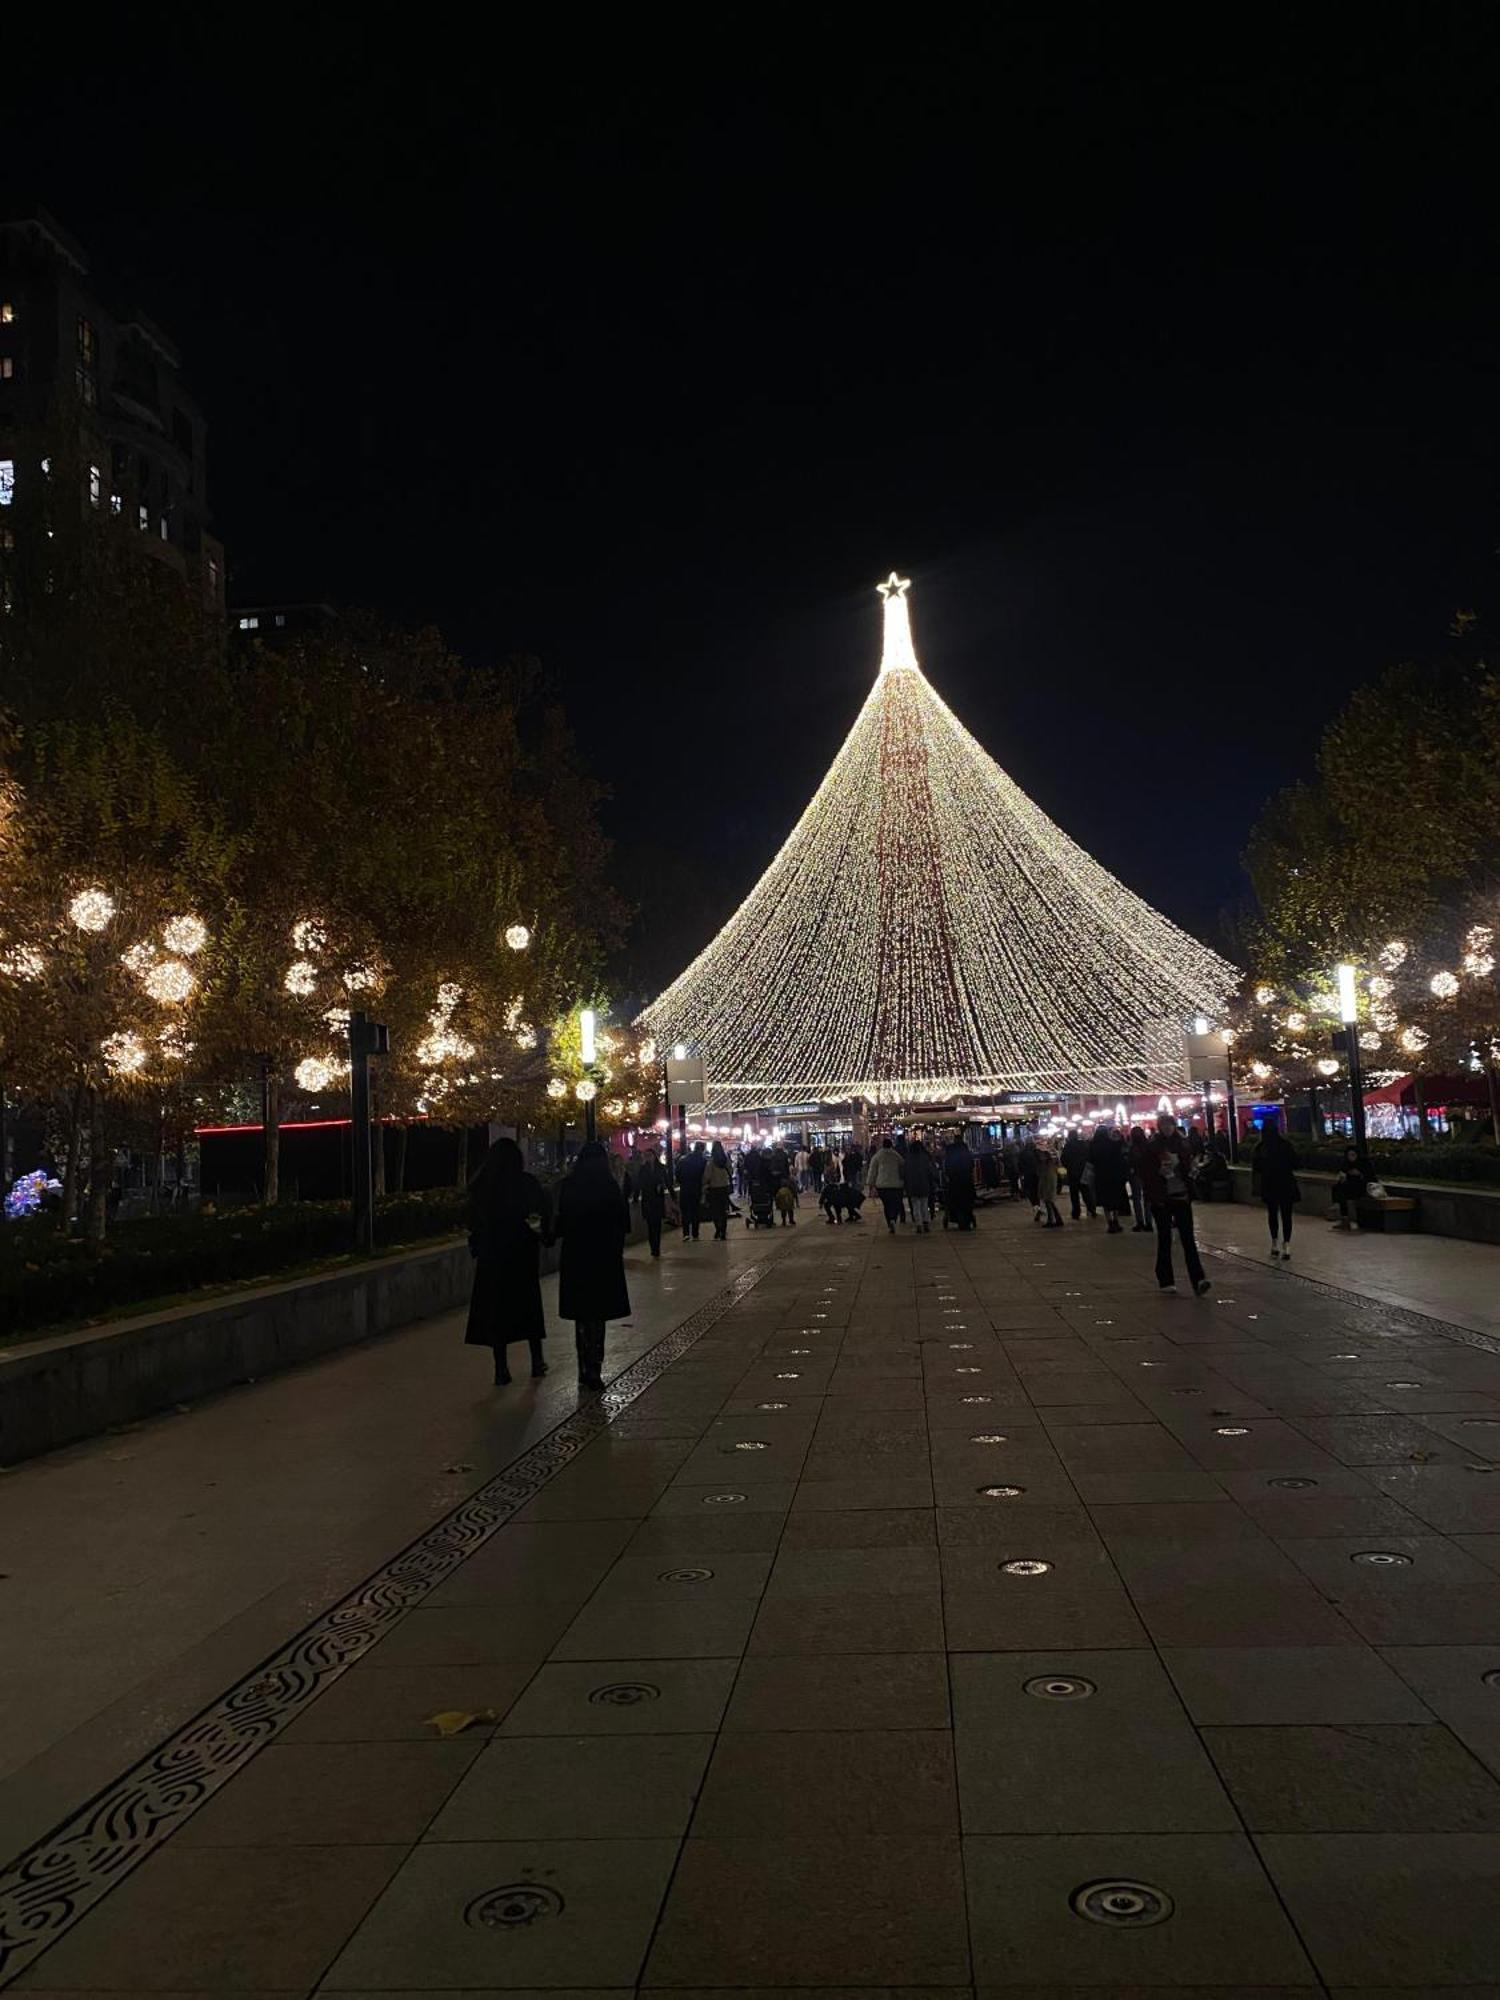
[640,573,1234,1108]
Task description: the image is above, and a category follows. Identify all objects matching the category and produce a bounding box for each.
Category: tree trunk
[263,1067,281,1205]
[372,1072,386,1196]
[392,1121,408,1194]
[454,1126,469,1188]
[84,1087,109,1245]
[1414,1073,1430,1140]
[58,1078,86,1234]
[1488,1065,1500,1147]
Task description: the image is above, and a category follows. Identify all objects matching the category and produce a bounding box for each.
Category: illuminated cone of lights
[639,573,1235,1110]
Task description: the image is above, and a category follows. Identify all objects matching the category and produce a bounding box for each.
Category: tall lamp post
[1337,962,1369,1159]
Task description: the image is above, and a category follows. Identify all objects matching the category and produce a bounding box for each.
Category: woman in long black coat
[465,1137,552,1387]
[555,1141,631,1392]
[1088,1123,1129,1235]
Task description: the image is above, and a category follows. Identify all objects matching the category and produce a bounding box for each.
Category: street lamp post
[580,1007,598,1145]
[1337,962,1369,1159]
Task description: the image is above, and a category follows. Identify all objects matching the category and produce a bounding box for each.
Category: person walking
[1133,1113,1211,1295]
[465,1137,552,1386]
[866,1135,906,1232]
[943,1132,976,1230]
[1330,1141,1372,1230]
[809,1145,826,1193]
[843,1141,864,1191]
[630,1139,670,1259]
[903,1136,936,1232]
[703,1139,733,1239]
[1061,1128,1093,1220]
[1255,1121,1300,1259]
[676,1140,707,1240]
[1036,1140,1065,1227]
[555,1140,630,1392]
[1125,1125,1151,1231]
[1089,1121,1129,1235]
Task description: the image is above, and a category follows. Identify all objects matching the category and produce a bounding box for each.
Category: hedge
[1263,1140,1500,1187]
[0,1190,469,1340]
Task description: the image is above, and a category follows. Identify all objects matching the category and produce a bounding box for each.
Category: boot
[530,1339,548,1379]
[493,1351,512,1386]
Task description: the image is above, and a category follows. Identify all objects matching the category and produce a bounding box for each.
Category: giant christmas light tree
[641,574,1235,1109]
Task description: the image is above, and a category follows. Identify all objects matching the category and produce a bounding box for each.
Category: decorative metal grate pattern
[0,1257,774,1986]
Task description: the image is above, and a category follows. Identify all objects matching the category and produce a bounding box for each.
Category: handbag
[1365,1179,1387,1200]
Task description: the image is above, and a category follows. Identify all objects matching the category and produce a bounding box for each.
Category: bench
[1355,1194,1418,1232]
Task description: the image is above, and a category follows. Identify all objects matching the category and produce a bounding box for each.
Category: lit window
[238,615,260,631]
[159,515,168,541]
[39,456,50,476]
[0,303,12,324]
[0,460,13,506]
[109,494,122,515]
[208,557,220,595]
[138,504,148,532]
[0,358,12,380]
[89,465,102,506]
[274,613,286,627]
[76,317,98,408]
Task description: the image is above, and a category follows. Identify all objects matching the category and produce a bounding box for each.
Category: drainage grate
[466,1883,564,1929]
[1025,1675,1095,1700]
[1071,1879,1173,1928]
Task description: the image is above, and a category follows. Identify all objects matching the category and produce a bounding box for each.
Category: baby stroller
[745,1160,778,1229]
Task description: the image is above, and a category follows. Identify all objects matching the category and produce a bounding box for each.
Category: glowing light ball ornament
[1254,985,1275,1006]
[162,914,207,956]
[295,1056,339,1092]
[1284,1011,1307,1033]
[144,958,195,1004]
[1317,1058,1340,1078]
[1431,971,1460,999]
[638,572,1234,1107]
[546,1076,568,1099]
[1378,940,1409,971]
[1464,926,1495,977]
[292,918,327,955]
[514,1024,537,1050]
[575,1079,598,1103]
[1401,1025,1430,1054]
[69,888,115,933]
[284,960,318,997]
[505,924,531,951]
[0,944,44,980]
[101,1030,147,1077]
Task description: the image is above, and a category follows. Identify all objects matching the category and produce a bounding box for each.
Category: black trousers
[1068,1173,1095,1219]
[1263,1194,1294,1242]
[1152,1201,1205,1289]
[705,1189,730,1238]
[877,1187,904,1226]
[574,1320,605,1379]
[643,1209,663,1256]
[679,1192,702,1238]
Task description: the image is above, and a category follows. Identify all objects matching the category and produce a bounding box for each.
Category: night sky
[8,17,1498,999]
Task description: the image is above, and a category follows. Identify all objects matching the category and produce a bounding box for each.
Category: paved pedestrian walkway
[5,1196,1500,1991]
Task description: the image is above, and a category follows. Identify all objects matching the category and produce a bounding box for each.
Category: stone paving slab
[8,1203,1500,1991]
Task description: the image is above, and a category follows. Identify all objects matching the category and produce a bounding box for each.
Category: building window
[0,303,13,324]
[89,465,102,507]
[208,556,220,595]
[0,460,13,506]
[76,317,98,408]
[159,515,168,541]
[274,613,286,628]
[109,493,122,515]
[138,503,149,532]
[238,615,260,631]
[0,357,12,380]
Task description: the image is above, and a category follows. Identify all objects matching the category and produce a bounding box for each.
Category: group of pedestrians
[1019,1113,1214,1293]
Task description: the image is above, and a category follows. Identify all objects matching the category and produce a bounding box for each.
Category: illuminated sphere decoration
[638,575,1234,1106]
[504,923,531,952]
[1401,1024,1430,1053]
[515,1024,538,1050]
[604,1097,625,1117]
[68,888,116,933]
[0,943,45,981]
[284,960,318,997]
[100,1030,147,1077]
[1317,1057,1340,1077]
[1284,1011,1308,1033]
[1367,974,1393,1000]
[295,1055,338,1093]
[291,918,328,955]
[1430,970,1460,999]
[1250,1061,1273,1081]
[144,958,196,1004]
[343,964,377,994]
[161,914,208,956]
[1359,1030,1382,1052]
[158,1022,194,1063]
[574,1078,598,1103]
[546,1076,568,1099]
[1379,939,1409,971]
[1254,985,1275,1006]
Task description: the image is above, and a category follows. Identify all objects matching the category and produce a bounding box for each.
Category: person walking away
[1133,1114,1211,1294]
[1036,1141,1065,1227]
[465,1137,552,1386]
[1089,1122,1129,1235]
[1019,1136,1041,1215]
[1330,1142,1372,1230]
[1125,1126,1151,1230]
[704,1139,733,1239]
[866,1136,906,1232]
[903,1137,936,1232]
[555,1140,630,1391]
[677,1140,707,1240]
[820,1160,845,1223]
[1255,1121,1300,1259]
[943,1133,977,1230]
[631,1139,670,1259]
[809,1145,826,1192]
[843,1141,864,1192]
[1061,1128,1093,1220]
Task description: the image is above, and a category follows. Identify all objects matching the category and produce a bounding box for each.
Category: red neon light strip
[193,1116,431,1135]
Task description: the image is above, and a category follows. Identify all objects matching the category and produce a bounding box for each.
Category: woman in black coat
[942,1136,976,1230]
[1088,1124,1129,1235]
[465,1137,552,1387]
[556,1141,631,1392]
[1256,1122,1301,1259]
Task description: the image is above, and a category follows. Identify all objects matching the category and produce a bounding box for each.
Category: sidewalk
[4,1197,1500,1990]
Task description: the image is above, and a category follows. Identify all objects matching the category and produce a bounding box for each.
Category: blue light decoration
[4,1169,49,1219]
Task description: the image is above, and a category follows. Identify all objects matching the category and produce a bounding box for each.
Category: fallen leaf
[426,1707,498,1738]
[1408,1449,1437,1463]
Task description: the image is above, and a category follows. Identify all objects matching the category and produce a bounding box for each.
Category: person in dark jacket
[630,1140,670,1258]
[1331,1142,1372,1230]
[842,1143,864,1189]
[943,1135,976,1230]
[1060,1129,1094,1220]
[1255,1122,1300,1259]
[704,1140,733,1239]
[902,1138,936,1231]
[465,1137,551,1386]
[676,1140,707,1240]
[1132,1114,1210,1295]
[555,1141,630,1391]
[1088,1123,1129,1235]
